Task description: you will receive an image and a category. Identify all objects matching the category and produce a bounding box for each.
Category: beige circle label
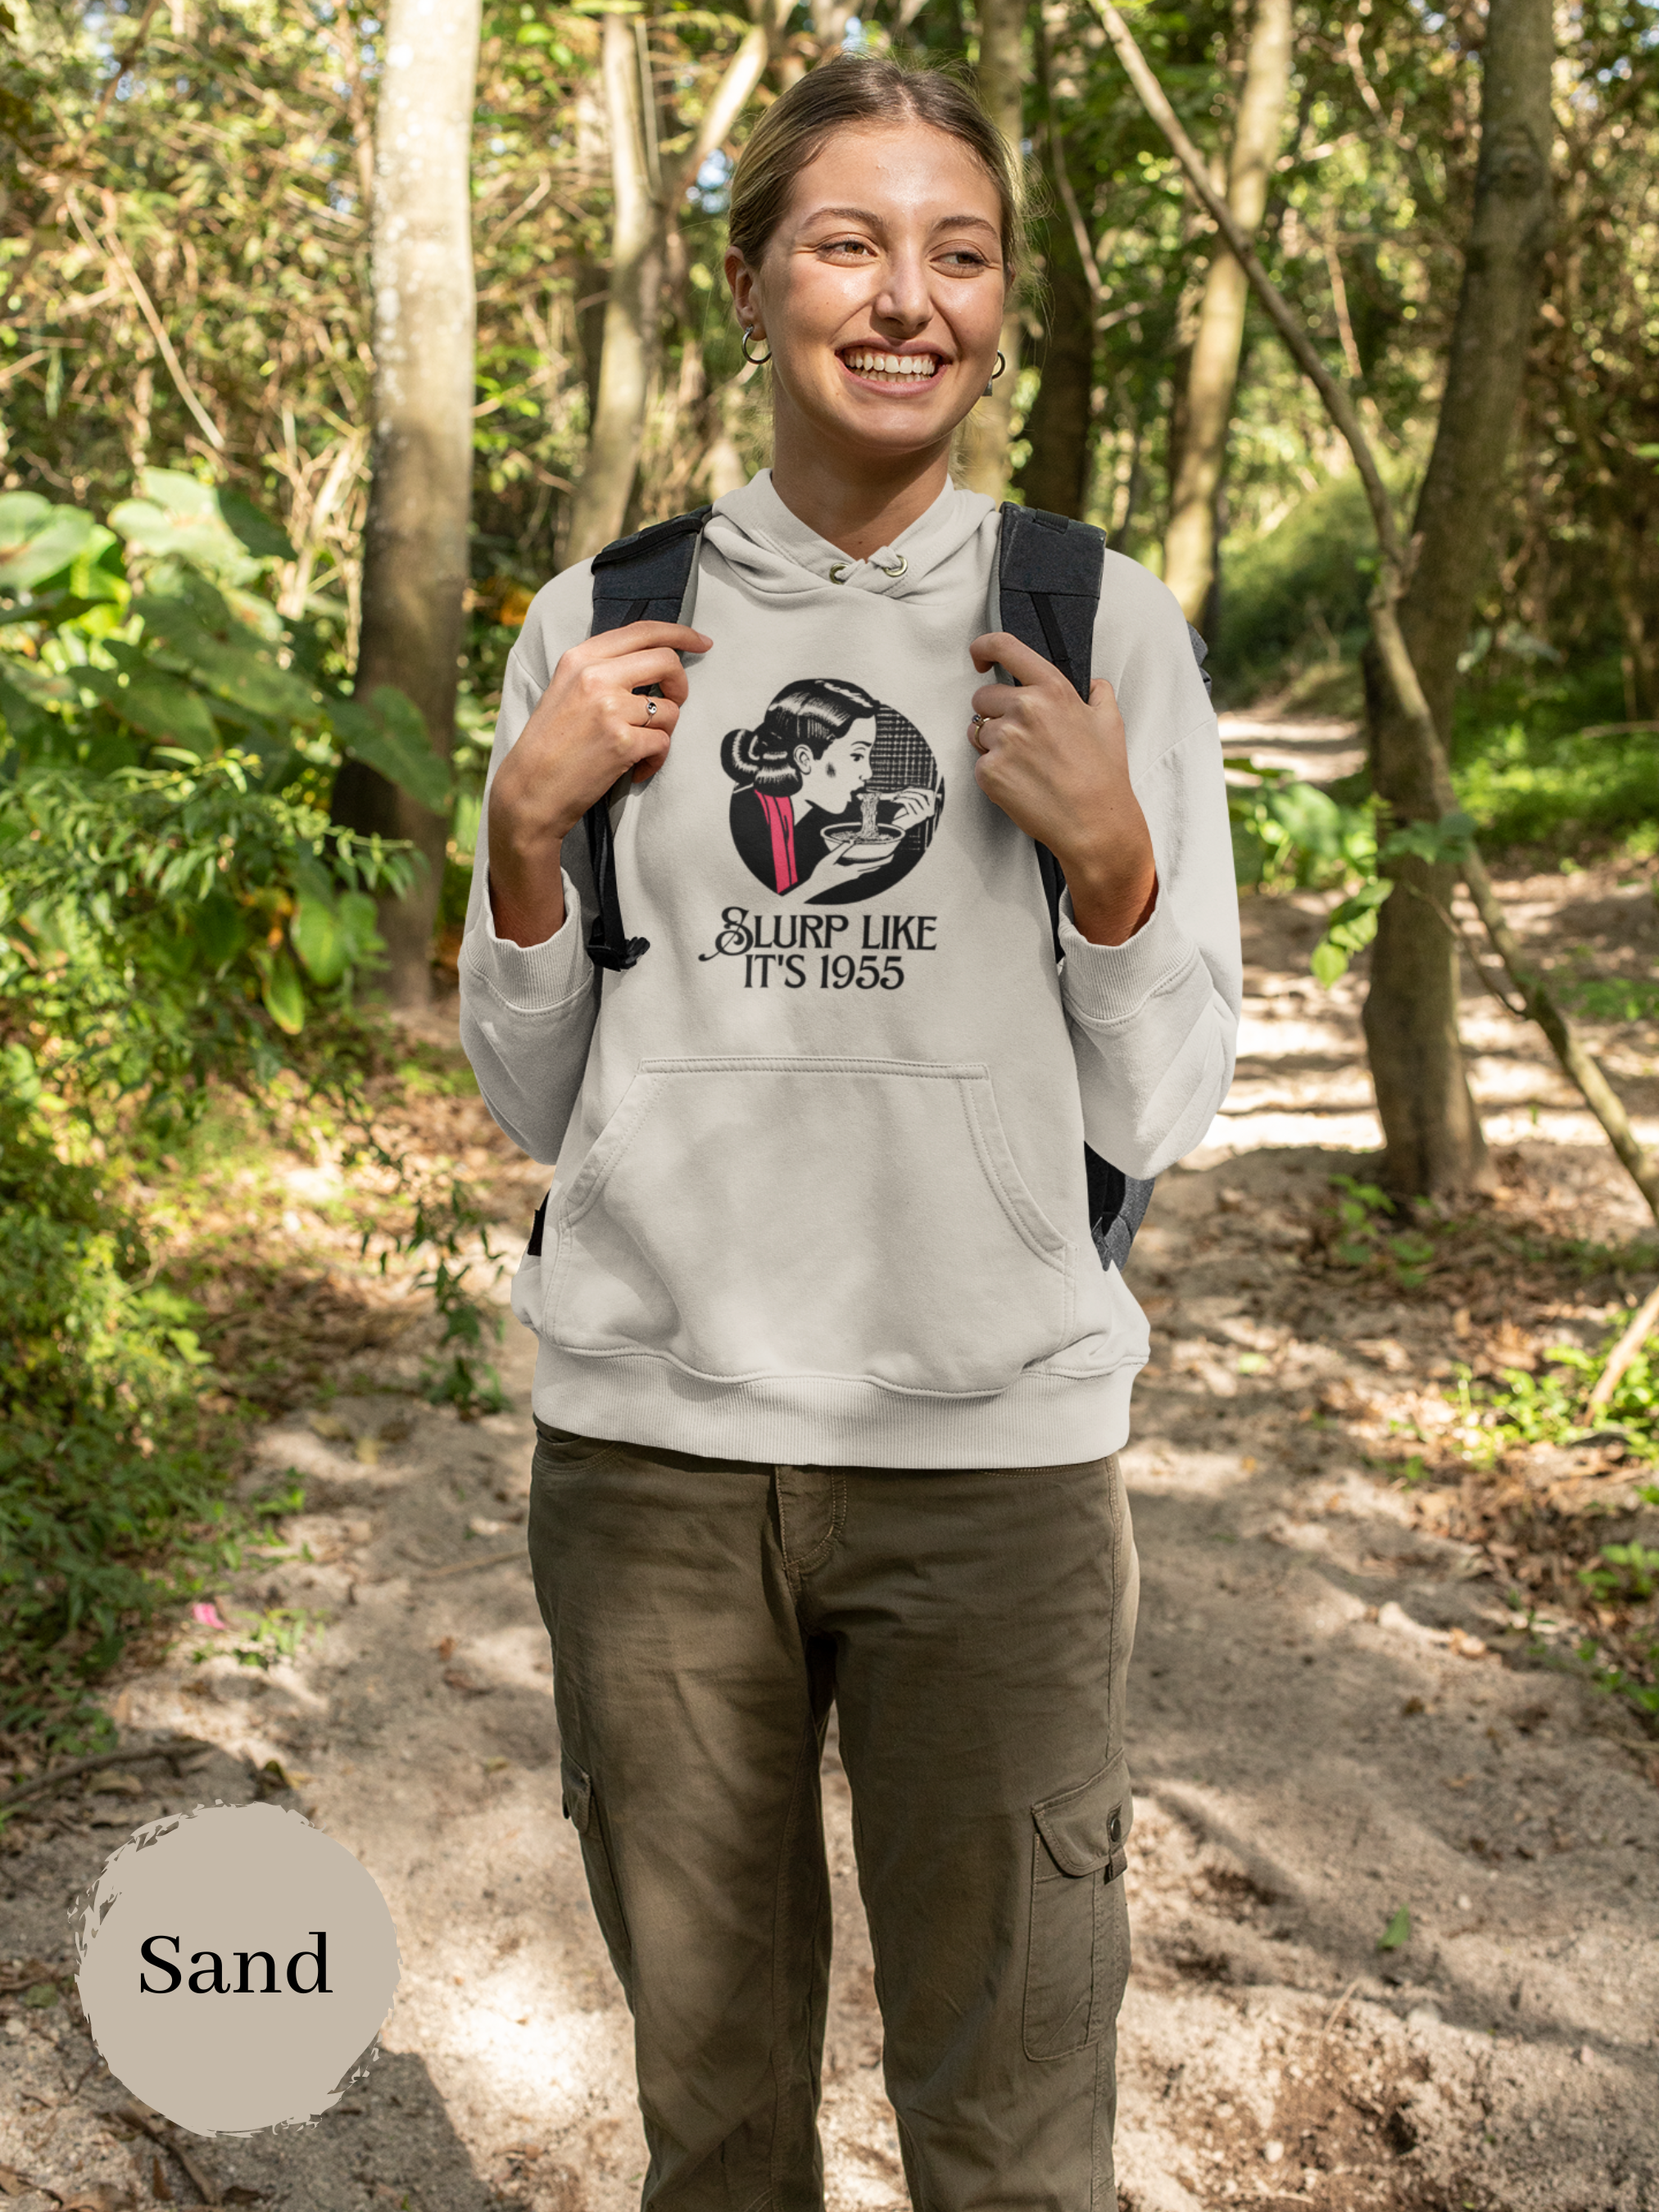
[75,1802,401,2134]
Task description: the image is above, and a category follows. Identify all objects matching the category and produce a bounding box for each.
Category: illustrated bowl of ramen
[823,791,904,863]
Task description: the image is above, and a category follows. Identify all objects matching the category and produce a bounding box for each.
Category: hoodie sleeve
[1057,558,1241,1181]
[458,565,601,1166]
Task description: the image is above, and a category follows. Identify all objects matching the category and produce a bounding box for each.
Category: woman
[722,674,940,900]
[461,51,1240,2212]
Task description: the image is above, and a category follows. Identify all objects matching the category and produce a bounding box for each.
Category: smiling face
[793,719,876,815]
[726,122,1008,478]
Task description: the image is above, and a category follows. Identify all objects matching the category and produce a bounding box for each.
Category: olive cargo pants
[527,1425,1139,2212]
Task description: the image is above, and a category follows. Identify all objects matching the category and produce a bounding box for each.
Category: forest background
[1,0,1657,1753]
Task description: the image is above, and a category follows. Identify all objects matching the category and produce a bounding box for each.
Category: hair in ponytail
[720,678,882,795]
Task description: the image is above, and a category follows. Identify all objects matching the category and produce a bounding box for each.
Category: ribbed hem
[1057,891,1203,1030]
[459,868,589,1013]
[528,1344,1142,1471]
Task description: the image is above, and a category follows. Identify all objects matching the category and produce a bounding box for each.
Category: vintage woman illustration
[720,676,940,902]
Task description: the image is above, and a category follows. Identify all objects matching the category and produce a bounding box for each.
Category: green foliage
[1442,1321,1659,1471]
[1376,1904,1412,1952]
[1228,763,1378,892]
[0,474,456,1122]
[1579,1544,1659,1605]
[1213,472,1380,700]
[1453,703,1659,854]
[0,479,496,1743]
[1328,1175,1437,1290]
[0,1094,240,1743]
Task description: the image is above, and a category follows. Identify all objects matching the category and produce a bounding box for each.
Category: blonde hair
[727,53,1024,276]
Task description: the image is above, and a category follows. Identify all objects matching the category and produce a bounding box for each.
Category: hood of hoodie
[701,469,997,607]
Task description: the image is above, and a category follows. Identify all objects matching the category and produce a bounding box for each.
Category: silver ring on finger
[970,713,986,744]
[645,696,658,719]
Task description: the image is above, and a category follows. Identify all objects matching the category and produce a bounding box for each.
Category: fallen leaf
[1448,1627,1487,1658]
[63,2190,137,2212]
[0,2168,32,2201]
[151,2153,173,2202]
[433,1635,457,1661]
[354,1435,381,1466]
[1443,1774,1473,1791]
[1376,1904,1412,1952]
[308,1412,353,1443]
[93,1774,144,1798]
[443,1668,490,1698]
[483,1756,510,1773]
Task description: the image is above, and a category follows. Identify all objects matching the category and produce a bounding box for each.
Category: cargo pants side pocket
[561,1752,635,1999]
[1022,1748,1134,2062]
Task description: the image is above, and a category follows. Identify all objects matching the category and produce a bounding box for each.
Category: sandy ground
[3,754,1657,2212]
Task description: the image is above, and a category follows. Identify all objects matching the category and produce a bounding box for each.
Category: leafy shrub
[0,473,460,1745]
[0,1096,236,1740]
[1213,470,1379,699]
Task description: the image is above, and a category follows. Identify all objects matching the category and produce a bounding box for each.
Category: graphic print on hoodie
[721,678,943,904]
[459,471,1243,1470]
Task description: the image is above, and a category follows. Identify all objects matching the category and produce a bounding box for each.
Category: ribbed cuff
[460,868,591,1013]
[1057,890,1202,1030]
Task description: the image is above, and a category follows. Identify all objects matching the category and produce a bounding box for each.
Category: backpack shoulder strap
[582,506,711,971]
[997,501,1105,701]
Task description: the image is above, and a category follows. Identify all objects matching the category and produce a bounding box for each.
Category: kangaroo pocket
[543,1056,1075,1394]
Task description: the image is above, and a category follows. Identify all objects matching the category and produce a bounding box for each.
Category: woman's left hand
[968,632,1158,947]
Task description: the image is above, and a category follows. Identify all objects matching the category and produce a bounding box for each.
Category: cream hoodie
[460,472,1240,1468]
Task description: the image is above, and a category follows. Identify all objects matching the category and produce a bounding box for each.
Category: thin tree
[956,0,1026,499]
[1160,0,1294,626]
[565,0,792,563]
[1358,0,1555,1197]
[1017,13,1098,520]
[331,0,482,1009]
[1091,3,1659,1232]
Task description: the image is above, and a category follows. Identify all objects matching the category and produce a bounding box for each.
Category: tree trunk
[957,0,1025,500]
[1161,0,1293,623]
[1017,202,1093,517]
[564,12,662,562]
[1362,0,1555,1198]
[332,0,480,1010]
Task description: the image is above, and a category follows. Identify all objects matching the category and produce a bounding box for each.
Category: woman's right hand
[487,620,710,948]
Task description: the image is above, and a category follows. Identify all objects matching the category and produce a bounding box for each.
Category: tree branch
[66,189,225,450]
[1093,0,1659,1231]
[1036,15,1104,309]
[659,0,791,209]
[88,0,167,138]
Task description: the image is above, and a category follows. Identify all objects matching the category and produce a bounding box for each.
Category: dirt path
[4,806,1657,2212]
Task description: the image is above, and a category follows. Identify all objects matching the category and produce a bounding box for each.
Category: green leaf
[77,667,220,758]
[257,945,306,1034]
[194,891,251,971]
[1379,809,1476,869]
[133,591,319,724]
[111,478,261,588]
[290,892,350,985]
[338,891,381,962]
[218,489,296,563]
[329,687,452,812]
[1376,1905,1412,1952]
[0,503,102,590]
[1310,937,1351,987]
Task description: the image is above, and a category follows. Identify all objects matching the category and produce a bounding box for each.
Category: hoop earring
[741,328,772,366]
[983,349,1006,399]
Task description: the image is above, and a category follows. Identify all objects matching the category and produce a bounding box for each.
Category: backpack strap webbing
[582,506,712,971]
